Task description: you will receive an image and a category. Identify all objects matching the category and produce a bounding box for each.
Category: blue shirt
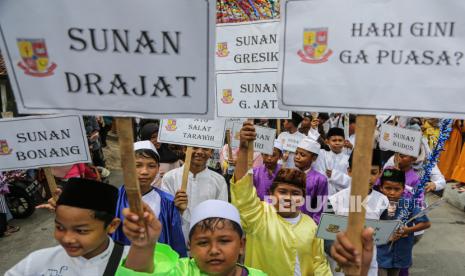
[377,198,429,269]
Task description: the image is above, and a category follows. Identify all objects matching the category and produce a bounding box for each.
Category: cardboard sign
[231,124,276,154]
[225,118,246,131]
[317,213,400,245]
[379,124,422,157]
[279,0,465,119]
[0,115,91,170]
[0,0,215,118]
[216,71,290,118]
[158,119,226,149]
[216,20,279,71]
[280,132,304,153]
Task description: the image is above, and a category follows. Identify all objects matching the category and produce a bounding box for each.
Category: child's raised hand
[174,190,188,214]
[326,169,333,178]
[36,188,62,212]
[239,121,256,149]
[122,202,162,249]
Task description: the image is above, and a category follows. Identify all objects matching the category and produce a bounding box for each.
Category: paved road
[1,180,464,275]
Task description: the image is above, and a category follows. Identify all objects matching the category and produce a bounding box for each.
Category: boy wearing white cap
[294,137,328,224]
[230,121,331,276]
[116,200,266,275]
[252,139,283,200]
[112,141,187,257]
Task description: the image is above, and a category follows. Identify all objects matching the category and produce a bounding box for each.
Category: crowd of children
[5,112,465,276]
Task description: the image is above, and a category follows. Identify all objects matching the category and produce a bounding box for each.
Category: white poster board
[279,132,304,153]
[0,115,91,170]
[379,124,422,157]
[158,119,227,149]
[231,124,276,155]
[279,0,465,119]
[216,20,289,119]
[0,0,215,118]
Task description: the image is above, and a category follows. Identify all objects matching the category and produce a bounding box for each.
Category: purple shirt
[253,164,282,200]
[302,169,328,224]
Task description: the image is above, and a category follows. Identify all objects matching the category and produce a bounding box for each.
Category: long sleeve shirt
[231,173,331,276]
[161,166,228,242]
[313,149,350,196]
[302,169,328,224]
[252,164,282,200]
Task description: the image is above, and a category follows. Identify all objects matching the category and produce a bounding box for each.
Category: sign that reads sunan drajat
[158,119,227,149]
[279,0,465,118]
[0,0,215,118]
[231,124,276,155]
[379,124,422,157]
[0,115,91,170]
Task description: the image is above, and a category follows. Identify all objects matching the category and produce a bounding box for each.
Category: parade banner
[216,71,289,118]
[279,132,304,153]
[158,119,227,149]
[279,0,465,119]
[216,20,279,71]
[231,123,276,154]
[0,0,215,118]
[317,214,400,245]
[379,124,422,157]
[0,115,91,170]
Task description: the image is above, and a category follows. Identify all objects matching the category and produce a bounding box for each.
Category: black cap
[57,178,118,215]
[290,112,303,127]
[327,127,345,139]
[381,168,405,185]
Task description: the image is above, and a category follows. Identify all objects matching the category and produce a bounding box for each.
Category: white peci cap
[297,137,321,154]
[189,200,242,233]
[274,139,284,152]
[134,140,160,159]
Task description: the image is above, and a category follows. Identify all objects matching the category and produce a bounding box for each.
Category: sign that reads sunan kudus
[279,0,465,118]
[379,124,422,157]
[158,119,226,149]
[231,124,276,155]
[0,115,91,170]
[216,20,279,71]
[216,71,289,118]
[0,0,215,118]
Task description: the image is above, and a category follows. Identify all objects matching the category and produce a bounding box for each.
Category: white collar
[74,238,114,265]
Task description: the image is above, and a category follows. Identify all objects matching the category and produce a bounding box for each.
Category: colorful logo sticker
[17,38,57,77]
[297,28,333,64]
[216,42,230,57]
[165,120,177,131]
[221,89,234,104]
[0,140,13,155]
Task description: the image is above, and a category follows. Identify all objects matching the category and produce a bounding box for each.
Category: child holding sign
[161,147,228,243]
[116,200,266,275]
[277,112,306,168]
[313,127,351,196]
[376,168,431,276]
[112,141,187,257]
[230,122,331,275]
[6,178,129,275]
[294,136,329,223]
[252,139,283,200]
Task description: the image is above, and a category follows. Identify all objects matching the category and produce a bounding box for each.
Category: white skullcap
[189,200,242,233]
[297,137,321,154]
[274,139,283,152]
[134,140,160,159]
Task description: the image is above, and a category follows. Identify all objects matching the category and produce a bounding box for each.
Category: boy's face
[54,205,119,259]
[396,153,417,170]
[380,181,404,201]
[349,123,356,135]
[301,117,312,128]
[135,156,159,191]
[272,183,304,218]
[149,132,161,149]
[191,147,212,167]
[369,165,382,188]
[190,220,245,275]
[283,119,295,131]
[326,135,345,153]
[262,148,281,170]
[294,148,316,170]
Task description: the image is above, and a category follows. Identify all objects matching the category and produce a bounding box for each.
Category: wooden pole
[181,147,193,191]
[43,167,58,201]
[277,119,281,135]
[115,117,144,217]
[247,141,254,170]
[343,115,376,276]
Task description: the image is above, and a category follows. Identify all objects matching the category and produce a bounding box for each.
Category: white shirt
[313,149,350,196]
[277,131,306,168]
[5,238,129,276]
[161,166,228,242]
[284,214,302,276]
[328,187,389,276]
[142,188,161,218]
[344,134,356,156]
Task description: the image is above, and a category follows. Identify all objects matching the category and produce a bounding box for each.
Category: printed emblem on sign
[165,120,177,131]
[216,42,230,57]
[297,28,333,64]
[383,133,391,142]
[17,38,57,77]
[221,89,234,104]
[326,224,340,233]
[0,140,13,155]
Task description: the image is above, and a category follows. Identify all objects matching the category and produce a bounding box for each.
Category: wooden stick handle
[116,117,144,217]
[247,141,254,170]
[43,167,58,201]
[277,119,281,135]
[344,115,376,276]
[181,147,193,191]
